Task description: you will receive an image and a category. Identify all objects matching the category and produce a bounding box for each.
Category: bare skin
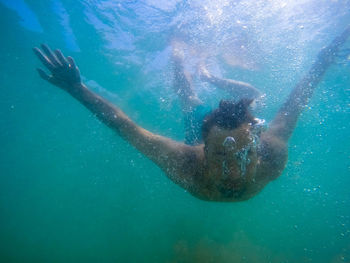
[199,63,261,100]
[33,26,350,202]
[171,38,261,109]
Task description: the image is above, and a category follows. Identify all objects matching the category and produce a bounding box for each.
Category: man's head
[202,99,256,142]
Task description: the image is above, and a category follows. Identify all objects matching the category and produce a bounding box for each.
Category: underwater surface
[0,0,350,262]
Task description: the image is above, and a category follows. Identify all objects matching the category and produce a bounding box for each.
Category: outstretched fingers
[41,44,61,67]
[37,68,60,86]
[33,47,55,71]
[67,56,77,69]
[54,49,69,67]
[67,56,81,81]
[34,44,82,87]
[36,68,51,81]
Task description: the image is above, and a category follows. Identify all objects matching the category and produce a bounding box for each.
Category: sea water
[0,0,349,262]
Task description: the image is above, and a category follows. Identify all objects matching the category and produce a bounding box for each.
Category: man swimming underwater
[33,26,350,202]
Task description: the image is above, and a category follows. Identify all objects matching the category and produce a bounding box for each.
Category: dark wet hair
[201,99,257,141]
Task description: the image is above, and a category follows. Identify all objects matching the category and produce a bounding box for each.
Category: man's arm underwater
[33,44,200,189]
[268,25,350,142]
[253,26,350,184]
[199,64,261,100]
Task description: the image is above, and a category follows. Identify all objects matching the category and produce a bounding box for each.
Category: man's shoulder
[257,133,288,178]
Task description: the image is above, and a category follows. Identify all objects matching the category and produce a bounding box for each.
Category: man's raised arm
[268,25,350,142]
[33,44,198,188]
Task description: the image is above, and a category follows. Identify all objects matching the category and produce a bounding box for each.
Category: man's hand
[33,44,82,93]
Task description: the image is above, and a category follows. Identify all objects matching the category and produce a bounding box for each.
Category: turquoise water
[0,1,350,262]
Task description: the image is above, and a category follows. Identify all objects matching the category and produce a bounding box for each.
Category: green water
[0,1,350,262]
